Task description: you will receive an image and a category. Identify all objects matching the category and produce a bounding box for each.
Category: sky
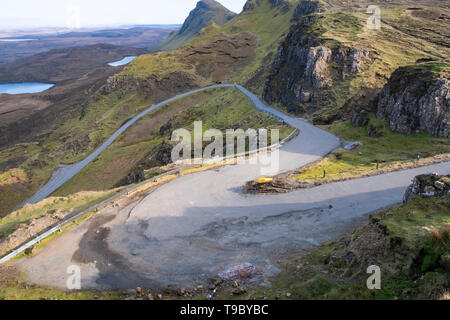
[0,0,248,30]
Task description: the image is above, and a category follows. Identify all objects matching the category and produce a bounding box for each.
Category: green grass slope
[294,119,450,183]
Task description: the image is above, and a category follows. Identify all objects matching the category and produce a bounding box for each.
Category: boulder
[435,180,445,191]
[377,62,450,138]
[351,109,369,127]
[367,124,383,137]
[404,174,450,203]
[155,142,173,165]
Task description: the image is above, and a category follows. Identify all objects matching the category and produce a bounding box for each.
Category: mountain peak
[156,0,236,50]
[178,0,236,37]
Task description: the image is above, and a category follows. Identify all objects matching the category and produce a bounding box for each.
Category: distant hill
[0,43,146,85]
[155,0,236,51]
[0,26,175,66]
[0,43,147,143]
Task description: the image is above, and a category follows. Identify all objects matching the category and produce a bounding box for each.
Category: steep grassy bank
[128,0,300,94]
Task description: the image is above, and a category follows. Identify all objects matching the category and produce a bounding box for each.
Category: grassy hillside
[218,0,300,91]
[262,1,449,123]
[0,189,119,239]
[0,87,290,217]
[0,266,121,300]
[135,0,300,93]
[294,119,450,183]
[0,1,297,217]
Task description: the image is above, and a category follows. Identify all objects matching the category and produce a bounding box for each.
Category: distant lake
[108,56,136,67]
[0,83,55,94]
[0,39,38,42]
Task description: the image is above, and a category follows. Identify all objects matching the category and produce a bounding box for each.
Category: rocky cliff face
[377,63,450,138]
[291,0,323,20]
[262,2,372,121]
[404,173,450,203]
[268,0,292,12]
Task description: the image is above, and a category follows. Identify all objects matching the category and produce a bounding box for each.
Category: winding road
[13,84,450,291]
[22,84,242,206]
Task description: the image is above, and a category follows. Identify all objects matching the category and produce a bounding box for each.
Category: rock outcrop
[243,0,259,11]
[377,62,450,138]
[350,108,370,127]
[262,5,371,121]
[292,0,323,20]
[404,173,450,203]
